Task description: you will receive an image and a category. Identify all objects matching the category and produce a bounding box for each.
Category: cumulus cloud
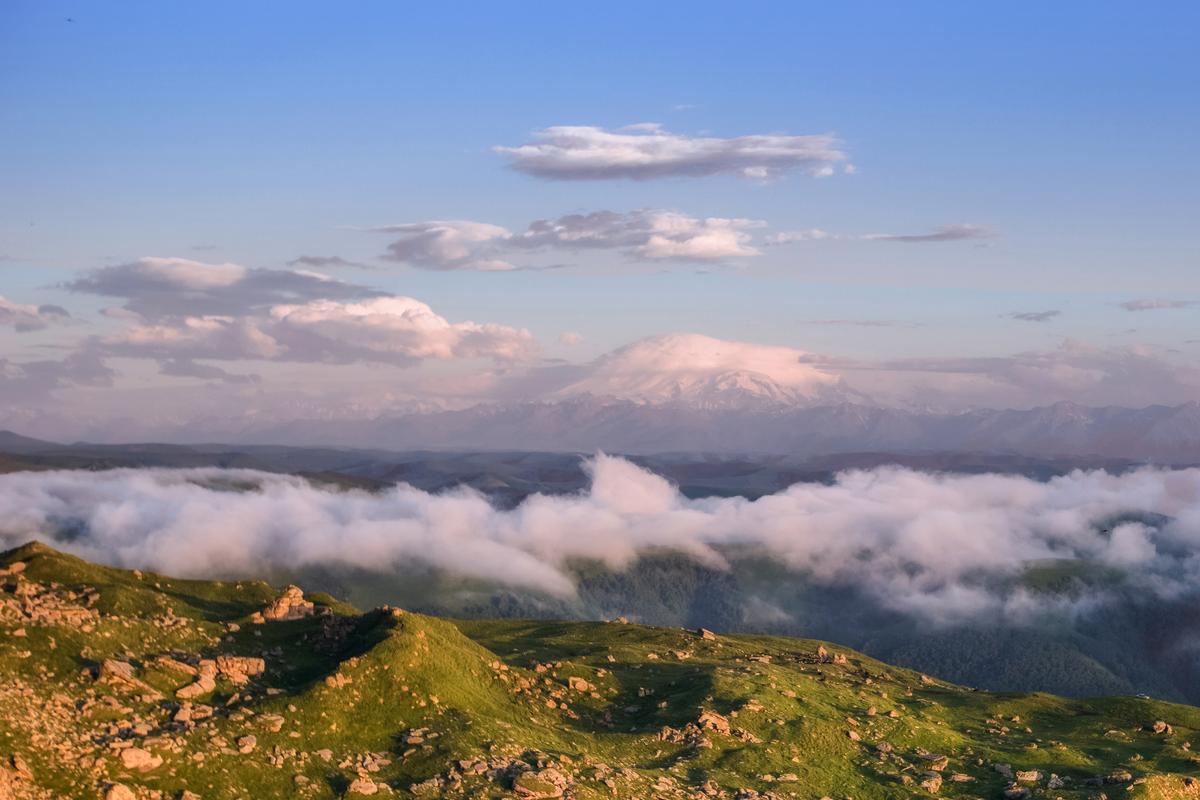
[371,209,764,270]
[5,457,1200,626]
[373,221,517,272]
[65,257,381,319]
[558,331,584,346]
[864,224,994,243]
[1120,299,1199,312]
[268,297,537,363]
[101,298,536,367]
[1006,310,1061,323]
[495,124,848,181]
[56,256,537,373]
[0,296,70,332]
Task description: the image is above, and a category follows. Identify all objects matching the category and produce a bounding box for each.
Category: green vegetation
[1,542,1198,800]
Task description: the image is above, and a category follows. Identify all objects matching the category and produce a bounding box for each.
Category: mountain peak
[552,333,849,408]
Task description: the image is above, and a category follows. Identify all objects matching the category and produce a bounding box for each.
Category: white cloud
[495,124,848,181]
[270,297,537,363]
[372,209,764,270]
[103,315,283,362]
[0,296,70,332]
[515,209,762,261]
[66,257,381,319]
[558,331,583,346]
[101,297,536,368]
[372,221,516,271]
[49,255,540,381]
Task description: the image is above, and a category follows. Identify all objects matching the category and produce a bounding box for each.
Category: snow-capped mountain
[550,333,857,409]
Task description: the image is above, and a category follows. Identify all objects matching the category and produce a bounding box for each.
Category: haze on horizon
[2,1,1198,444]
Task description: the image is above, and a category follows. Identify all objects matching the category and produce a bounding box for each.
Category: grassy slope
[1,542,1198,800]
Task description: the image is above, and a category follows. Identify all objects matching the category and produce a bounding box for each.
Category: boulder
[120,747,162,772]
[346,777,379,796]
[919,772,942,793]
[216,655,266,684]
[176,660,218,699]
[104,784,137,800]
[513,768,567,798]
[697,709,731,735]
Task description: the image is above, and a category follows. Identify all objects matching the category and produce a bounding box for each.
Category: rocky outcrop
[258,585,314,622]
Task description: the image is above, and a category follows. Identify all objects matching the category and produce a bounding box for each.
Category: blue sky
[1,1,1198,434]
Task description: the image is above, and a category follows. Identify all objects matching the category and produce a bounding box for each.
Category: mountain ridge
[2,541,1199,799]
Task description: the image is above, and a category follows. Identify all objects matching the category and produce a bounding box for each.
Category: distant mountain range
[234,398,1200,459]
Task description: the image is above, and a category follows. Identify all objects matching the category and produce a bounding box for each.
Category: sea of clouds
[3,455,1200,625]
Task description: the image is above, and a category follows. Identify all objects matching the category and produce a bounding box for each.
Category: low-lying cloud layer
[4,456,1200,626]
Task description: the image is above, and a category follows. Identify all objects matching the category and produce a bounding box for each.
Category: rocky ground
[0,541,1198,799]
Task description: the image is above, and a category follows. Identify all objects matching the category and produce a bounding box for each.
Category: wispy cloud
[1005,310,1061,322]
[495,124,849,181]
[1119,299,1198,312]
[764,229,834,245]
[766,224,995,246]
[864,224,994,243]
[286,255,371,270]
[800,319,921,328]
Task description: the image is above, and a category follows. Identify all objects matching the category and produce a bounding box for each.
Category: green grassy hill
[1,542,1198,799]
